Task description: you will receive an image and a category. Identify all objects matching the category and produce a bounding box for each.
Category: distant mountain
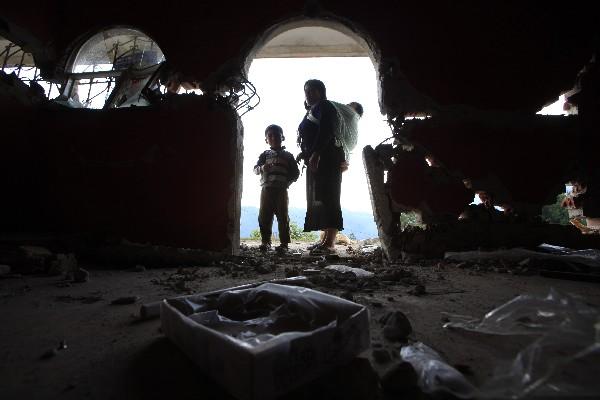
[240,206,378,240]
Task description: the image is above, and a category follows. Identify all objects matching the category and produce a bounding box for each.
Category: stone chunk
[48,253,77,276]
[73,268,89,283]
[381,310,413,342]
[408,284,426,296]
[18,246,53,272]
[325,265,374,278]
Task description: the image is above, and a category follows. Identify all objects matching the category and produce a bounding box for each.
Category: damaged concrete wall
[1,1,599,254]
[0,96,241,252]
[2,1,596,107]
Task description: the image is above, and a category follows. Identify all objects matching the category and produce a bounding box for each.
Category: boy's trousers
[258,186,290,245]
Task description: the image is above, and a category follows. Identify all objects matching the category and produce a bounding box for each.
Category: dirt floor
[1,240,599,399]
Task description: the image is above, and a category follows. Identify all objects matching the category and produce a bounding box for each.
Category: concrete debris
[48,253,77,276]
[19,245,53,259]
[73,268,90,283]
[40,348,58,360]
[395,221,600,259]
[111,296,140,305]
[301,254,325,263]
[360,245,380,254]
[253,263,276,274]
[40,340,68,360]
[325,265,374,278]
[378,268,416,283]
[408,284,426,296]
[217,259,276,277]
[302,268,321,276]
[445,247,600,268]
[443,246,600,281]
[150,268,210,292]
[17,245,53,273]
[381,310,413,342]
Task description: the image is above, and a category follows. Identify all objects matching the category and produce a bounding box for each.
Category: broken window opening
[0,36,61,99]
[62,28,165,109]
[400,211,426,231]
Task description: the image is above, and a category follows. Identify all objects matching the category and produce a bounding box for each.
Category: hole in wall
[239,21,389,243]
[537,94,578,116]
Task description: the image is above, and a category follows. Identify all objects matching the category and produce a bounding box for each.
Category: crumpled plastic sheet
[401,342,478,399]
[442,287,599,335]
[402,289,600,399]
[170,284,356,347]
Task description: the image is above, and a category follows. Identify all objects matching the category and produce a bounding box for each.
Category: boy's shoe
[259,243,271,253]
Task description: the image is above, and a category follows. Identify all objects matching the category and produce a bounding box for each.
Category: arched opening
[239,19,389,249]
[59,27,166,109]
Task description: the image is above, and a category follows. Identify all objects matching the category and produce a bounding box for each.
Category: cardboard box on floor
[161,283,370,400]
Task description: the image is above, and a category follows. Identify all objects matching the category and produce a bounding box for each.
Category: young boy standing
[254,124,300,252]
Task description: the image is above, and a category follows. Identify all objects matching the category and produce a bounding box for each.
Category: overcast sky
[241,57,392,213]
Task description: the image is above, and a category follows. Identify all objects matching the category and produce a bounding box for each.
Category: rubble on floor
[445,244,600,282]
[2,238,600,399]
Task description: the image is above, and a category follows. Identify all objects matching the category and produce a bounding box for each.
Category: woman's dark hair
[265,124,285,141]
[304,79,327,99]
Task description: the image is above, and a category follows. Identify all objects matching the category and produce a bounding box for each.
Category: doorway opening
[239,20,389,246]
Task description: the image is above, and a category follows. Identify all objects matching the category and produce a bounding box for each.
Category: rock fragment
[381,310,413,342]
[408,284,426,296]
[73,268,89,283]
[325,264,374,278]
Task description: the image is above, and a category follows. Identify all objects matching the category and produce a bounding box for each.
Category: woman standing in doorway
[297,79,344,253]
